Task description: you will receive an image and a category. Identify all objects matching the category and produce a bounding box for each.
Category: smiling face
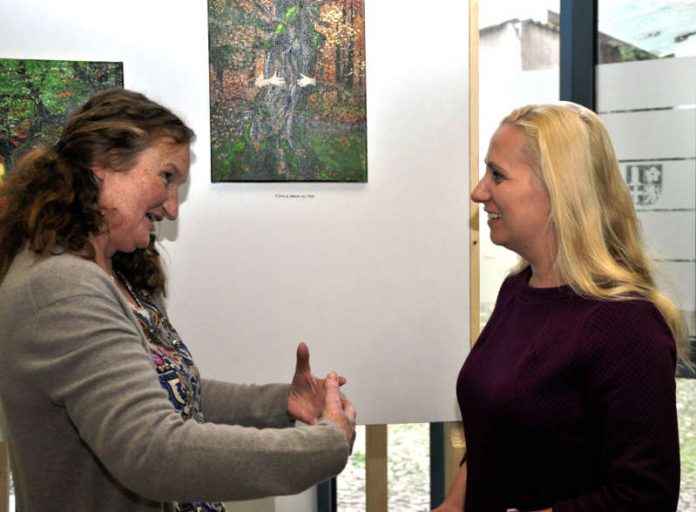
[93,137,190,259]
[471,123,555,264]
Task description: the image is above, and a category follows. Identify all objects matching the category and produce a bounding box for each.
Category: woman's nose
[470,177,488,203]
[163,190,179,220]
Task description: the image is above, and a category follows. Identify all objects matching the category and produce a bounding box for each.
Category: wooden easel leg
[365,424,387,512]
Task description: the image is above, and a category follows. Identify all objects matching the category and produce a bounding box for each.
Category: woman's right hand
[432,461,467,511]
[432,504,463,512]
[320,371,356,451]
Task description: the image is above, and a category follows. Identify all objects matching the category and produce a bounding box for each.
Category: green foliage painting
[208,0,367,182]
[0,59,123,181]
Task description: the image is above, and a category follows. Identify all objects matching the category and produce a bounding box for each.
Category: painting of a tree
[0,59,123,181]
[208,0,367,182]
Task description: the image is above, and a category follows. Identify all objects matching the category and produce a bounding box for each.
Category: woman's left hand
[287,342,347,424]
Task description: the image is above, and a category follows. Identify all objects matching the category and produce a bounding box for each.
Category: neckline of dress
[113,270,147,312]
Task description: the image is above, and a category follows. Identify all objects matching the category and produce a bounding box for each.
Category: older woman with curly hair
[0,88,355,512]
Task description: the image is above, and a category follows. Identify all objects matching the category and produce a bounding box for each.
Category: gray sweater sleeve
[201,380,295,428]
[23,257,349,502]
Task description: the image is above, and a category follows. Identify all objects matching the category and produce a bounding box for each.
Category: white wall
[1,0,470,508]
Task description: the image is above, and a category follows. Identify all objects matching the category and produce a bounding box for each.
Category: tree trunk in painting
[249,0,324,179]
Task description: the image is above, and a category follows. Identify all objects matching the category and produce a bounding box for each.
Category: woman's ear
[91,166,107,181]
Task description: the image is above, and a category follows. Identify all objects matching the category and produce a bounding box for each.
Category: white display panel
[0,0,471,425]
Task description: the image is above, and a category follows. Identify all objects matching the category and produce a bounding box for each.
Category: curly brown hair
[0,88,195,295]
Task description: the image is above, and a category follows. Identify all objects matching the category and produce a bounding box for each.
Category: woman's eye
[491,170,504,183]
[161,172,173,184]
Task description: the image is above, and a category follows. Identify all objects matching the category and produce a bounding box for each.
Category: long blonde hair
[502,102,689,361]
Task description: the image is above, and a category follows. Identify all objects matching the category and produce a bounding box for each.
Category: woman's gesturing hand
[321,371,357,451]
[287,342,346,424]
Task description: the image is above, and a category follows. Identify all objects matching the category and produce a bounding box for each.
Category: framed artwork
[208,0,367,182]
[0,58,123,181]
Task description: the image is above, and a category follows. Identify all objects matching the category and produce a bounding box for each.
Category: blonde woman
[435,102,685,511]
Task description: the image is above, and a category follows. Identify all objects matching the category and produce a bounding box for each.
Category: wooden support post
[444,422,467,491]
[365,424,387,512]
[469,0,480,348]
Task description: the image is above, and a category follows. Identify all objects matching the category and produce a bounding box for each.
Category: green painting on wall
[0,58,124,181]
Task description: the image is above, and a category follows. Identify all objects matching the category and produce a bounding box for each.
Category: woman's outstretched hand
[287,342,346,424]
[321,371,357,451]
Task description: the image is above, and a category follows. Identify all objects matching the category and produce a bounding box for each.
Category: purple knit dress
[457,267,679,511]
